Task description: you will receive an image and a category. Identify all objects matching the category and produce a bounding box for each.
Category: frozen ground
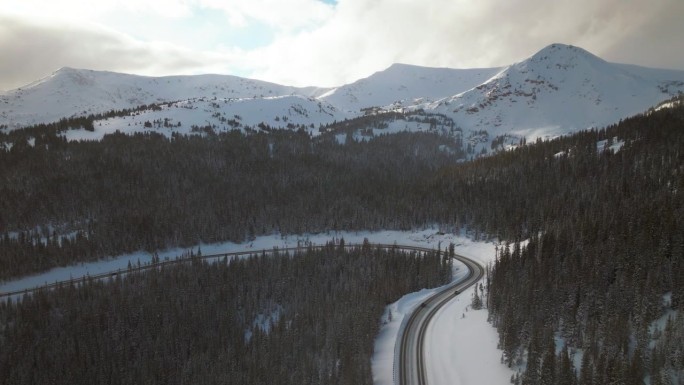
[424,279,514,385]
[0,227,513,384]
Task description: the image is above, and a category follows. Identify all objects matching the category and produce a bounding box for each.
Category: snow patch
[597,137,625,154]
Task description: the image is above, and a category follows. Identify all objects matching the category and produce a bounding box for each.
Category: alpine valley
[1,43,684,385]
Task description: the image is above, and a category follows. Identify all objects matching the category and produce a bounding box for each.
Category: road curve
[0,243,465,299]
[0,242,484,385]
[398,252,485,385]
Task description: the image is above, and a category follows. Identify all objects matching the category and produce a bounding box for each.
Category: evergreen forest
[0,243,451,385]
[1,97,683,384]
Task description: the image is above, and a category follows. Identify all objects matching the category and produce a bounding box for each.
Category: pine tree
[472,289,483,310]
[558,348,576,385]
[524,334,542,385]
[539,337,556,385]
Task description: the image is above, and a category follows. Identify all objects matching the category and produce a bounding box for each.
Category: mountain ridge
[319,63,502,112]
[0,66,331,128]
[426,43,684,142]
[3,43,684,153]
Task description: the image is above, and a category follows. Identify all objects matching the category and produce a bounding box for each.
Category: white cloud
[1,0,194,19]
[198,0,335,31]
[1,0,334,30]
[1,0,683,91]
[244,0,684,87]
[0,14,246,90]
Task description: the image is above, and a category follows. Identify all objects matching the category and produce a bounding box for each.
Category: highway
[0,242,484,385]
[0,243,473,299]
[398,251,485,385]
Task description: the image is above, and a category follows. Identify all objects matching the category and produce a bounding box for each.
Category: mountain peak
[51,67,94,79]
[434,43,684,144]
[48,66,98,88]
[522,43,606,69]
[534,43,585,55]
[385,63,421,70]
[369,63,445,79]
[55,66,79,73]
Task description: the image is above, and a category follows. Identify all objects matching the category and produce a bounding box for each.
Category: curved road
[398,252,485,385]
[0,243,484,385]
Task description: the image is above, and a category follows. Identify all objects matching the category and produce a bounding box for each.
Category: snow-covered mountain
[66,95,344,142]
[428,44,684,142]
[0,67,331,129]
[2,43,684,149]
[319,63,501,113]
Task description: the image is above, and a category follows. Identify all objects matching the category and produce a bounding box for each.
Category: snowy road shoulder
[424,283,514,385]
[371,232,516,385]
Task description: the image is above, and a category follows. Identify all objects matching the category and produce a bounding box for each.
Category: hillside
[429,44,684,145]
[1,86,683,385]
[319,63,501,113]
[0,67,331,129]
[2,43,684,153]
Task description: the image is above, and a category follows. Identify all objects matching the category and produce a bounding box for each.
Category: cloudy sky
[1,0,683,91]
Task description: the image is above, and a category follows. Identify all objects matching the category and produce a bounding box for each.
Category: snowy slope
[0,67,331,129]
[0,64,500,131]
[3,43,684,149]
[429,44,684,142]
[67,95,342,141]
[320,63,501,113]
